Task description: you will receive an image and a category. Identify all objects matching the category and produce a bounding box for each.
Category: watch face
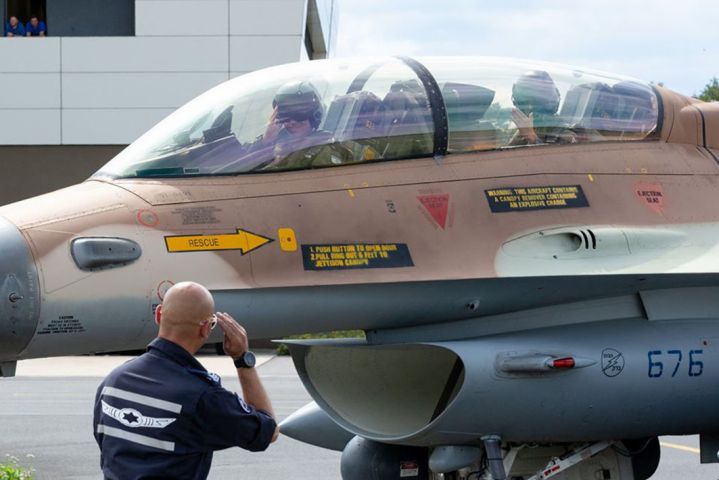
[243,351,256,368]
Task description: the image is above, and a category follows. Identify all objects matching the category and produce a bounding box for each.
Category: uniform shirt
[25,21,46,36]
[4,22,25,37]
[93,338,276,480]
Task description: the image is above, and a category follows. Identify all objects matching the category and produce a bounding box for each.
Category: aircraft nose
[0,216,40,366]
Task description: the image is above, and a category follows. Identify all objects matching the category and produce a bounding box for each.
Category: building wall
[0,0,336,205]
[0,0,320,147]
[0,145,125,205]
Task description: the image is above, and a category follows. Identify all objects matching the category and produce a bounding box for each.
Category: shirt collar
[147,337,207,372]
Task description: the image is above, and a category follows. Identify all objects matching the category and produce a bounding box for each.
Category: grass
[0,455,34,480]
[275,330,365,355]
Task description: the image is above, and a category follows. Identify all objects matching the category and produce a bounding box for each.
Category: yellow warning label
[302,243,413,270]
[485,185,589,212]
[165,229,272,254]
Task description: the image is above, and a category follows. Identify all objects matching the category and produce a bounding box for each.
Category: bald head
[159,282,215,337]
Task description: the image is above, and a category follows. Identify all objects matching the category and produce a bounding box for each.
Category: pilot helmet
[512,70,561,117]
[354,91,384,131]
[272,81,324,129]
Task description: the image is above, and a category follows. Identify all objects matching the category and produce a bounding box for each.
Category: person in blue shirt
[93,281,279,480]
[5,16,25,37]
[25,16,46,36]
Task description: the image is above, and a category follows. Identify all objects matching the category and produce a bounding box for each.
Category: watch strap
[233,351,255,368]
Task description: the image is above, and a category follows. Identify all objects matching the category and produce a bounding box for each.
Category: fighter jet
[1,56,718,479]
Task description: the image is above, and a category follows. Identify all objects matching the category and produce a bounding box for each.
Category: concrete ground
[0,354,716,479]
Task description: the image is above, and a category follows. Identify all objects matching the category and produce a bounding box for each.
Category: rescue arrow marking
[164,229,273,254]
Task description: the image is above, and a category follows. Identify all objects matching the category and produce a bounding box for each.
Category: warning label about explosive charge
[485,185,589,213]
[302,243,414,271]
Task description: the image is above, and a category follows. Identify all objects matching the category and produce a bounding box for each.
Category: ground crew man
[93,281,279,479]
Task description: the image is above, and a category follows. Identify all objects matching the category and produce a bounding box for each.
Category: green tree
[697,77,719,102]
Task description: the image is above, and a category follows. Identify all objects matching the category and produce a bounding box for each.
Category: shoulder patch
[187,368,222,386]
[237,394,251,414]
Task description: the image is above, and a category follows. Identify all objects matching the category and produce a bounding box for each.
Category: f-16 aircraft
[1,56,719,479]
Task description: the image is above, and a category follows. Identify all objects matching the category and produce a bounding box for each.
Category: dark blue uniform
[93,338,276,480]
[25,20,46,36]
[4,21,25,36]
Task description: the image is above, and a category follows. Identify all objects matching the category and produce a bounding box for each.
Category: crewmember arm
[217,312,280,442]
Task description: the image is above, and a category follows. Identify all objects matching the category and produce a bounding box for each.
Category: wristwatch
[233,351,256,369]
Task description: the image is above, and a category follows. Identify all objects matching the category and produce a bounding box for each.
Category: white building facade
[0,0,337,203]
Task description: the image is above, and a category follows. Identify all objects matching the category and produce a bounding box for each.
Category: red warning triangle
[418,194,449,229]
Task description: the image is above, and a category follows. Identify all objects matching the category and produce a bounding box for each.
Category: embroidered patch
[237,395,251,414]
[102,401,176,429]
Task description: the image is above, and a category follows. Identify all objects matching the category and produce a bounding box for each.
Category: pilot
[250,81,354,170]
[261,80,325,147]
[510,70,576,146]
[93,281,278,479]
[339,90,384,162]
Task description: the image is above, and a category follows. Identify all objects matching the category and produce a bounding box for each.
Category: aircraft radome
[1,56,719,479]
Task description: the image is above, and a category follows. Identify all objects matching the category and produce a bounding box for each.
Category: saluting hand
[512,108,539,144]
[263,107,281,143]
[216,312,249,359]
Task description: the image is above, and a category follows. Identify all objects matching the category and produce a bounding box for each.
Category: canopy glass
[95,57,659,179]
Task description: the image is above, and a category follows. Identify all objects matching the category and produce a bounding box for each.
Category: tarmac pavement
[0,354,716,479]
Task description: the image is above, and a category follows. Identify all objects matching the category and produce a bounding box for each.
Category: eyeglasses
[201,314,217,330]
[276,108,312,123]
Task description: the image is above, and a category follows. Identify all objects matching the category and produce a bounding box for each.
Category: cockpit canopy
[95,57,660,179]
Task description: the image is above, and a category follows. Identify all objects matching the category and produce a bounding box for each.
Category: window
[4,0,46,35]
[5,0,134,36]
[48,0,134,37]
[95,58,434,179]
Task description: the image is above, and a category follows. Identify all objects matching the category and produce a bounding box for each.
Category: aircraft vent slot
[579,230,589,249]
[71,237,142,271]
[587,229,597,249]
[574,229,597,250]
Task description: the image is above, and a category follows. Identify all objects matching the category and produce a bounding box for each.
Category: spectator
[5,16,25,37]
[25,16,46,37]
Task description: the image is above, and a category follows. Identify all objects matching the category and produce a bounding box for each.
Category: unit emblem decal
[601,348,625,377]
